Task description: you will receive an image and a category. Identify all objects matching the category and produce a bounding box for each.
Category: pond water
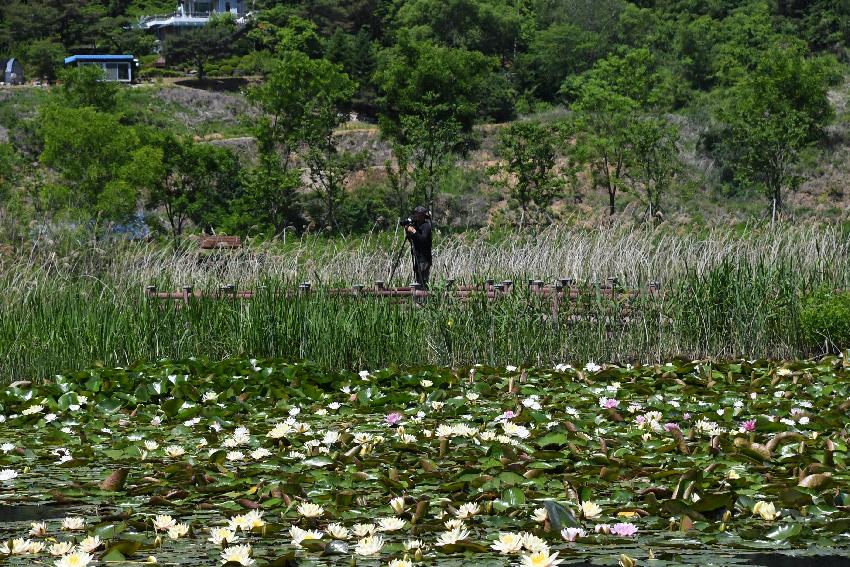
[1,357,849,566]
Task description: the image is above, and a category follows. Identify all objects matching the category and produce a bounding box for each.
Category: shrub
[800,288,850,352]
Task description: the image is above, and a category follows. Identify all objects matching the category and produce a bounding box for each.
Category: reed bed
[1,224,848,380]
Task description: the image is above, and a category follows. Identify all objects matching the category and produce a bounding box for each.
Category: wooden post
[503,280,513,292]
[182,285,193,306]
[145,285,156,298]
[375,281,385,291]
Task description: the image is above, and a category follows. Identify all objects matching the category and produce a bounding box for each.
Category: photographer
[404,206,432,289]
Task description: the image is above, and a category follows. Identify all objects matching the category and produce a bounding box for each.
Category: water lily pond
[1,357,850,566]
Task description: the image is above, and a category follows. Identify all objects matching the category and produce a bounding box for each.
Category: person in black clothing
[405,206,432,289]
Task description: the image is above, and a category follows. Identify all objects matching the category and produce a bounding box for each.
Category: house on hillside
[64,55,139,83]
[139,1,252,42]
[0,58,24,85]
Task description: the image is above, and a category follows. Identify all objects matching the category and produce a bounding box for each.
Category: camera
[400,217,414,227]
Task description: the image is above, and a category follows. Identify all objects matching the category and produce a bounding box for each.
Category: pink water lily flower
[501,410,517,420]
[385,412,403,426]
[610,522,638,537]
[741,419,756,432]
[599,398,619,409]
[664,422,680,431]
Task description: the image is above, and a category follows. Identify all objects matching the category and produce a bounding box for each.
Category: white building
[139,1,252,41]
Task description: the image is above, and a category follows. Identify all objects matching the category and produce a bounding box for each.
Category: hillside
[2,0,850,236]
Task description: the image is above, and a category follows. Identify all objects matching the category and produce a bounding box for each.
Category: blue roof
[64,55,135,64]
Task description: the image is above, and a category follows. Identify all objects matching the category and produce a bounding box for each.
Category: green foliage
[22,38,66,82]
[162,19,235,79]
[565,48,671,215]
[714,44,834,216]
[375,35,511,145]
[490,120,566,226]
[147,135,242,238]
[38,104,163,222]
[800,288,850,351]
[57,65,119,112]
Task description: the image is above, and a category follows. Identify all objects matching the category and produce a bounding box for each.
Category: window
[104,62,119,81]
[118,63,130,81]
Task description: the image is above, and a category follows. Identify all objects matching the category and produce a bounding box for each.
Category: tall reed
[1,224,847,380]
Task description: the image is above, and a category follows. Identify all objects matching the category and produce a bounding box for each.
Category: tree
[162,19,234,80]
[624,117,680,220]
[24,38,66,82]
[516,23,602,100]
[390,0,522,59]
[57,65,119,112]
[375,37,508,216]
[147,136,242,240]
[230,159,303,236]
[564,48,669,215]
[248,51,352,172]
[715,45,834,220]
[39,105,163,223]
[490,120,563,227]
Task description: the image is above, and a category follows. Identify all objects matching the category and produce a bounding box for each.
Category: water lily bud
[722,510,732,523]
[146,556,158,564]
[154,535,162,548]
[414,548,423,561]
[619,553,637,567]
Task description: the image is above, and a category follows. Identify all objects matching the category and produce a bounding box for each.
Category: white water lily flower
[250,448,272,460]
[403,539,423,550]
[455,502,480,519]
[153,515,176,531]
[54,551,94,567]
[0,538,31,555]
[202,391,219,402]
[168,523,190,539]
[444,518,465,530]
[326,523,349,540]
[208,527,238,546]
[753,501,780,521]
[49,541,75,556]
[431,401,444,411]
[436,526,470,546]
[354,535,385,556]
[77,536,102,553]
[580,501,603,519]
[243,510,265,529]
[521,533,548,552]
[267,422,293,439]
[561,527,586,542]
[501,422,530,439]
[289,525,323,547]
[220,544,254,566]
[491,532,524,554]
[144,440,159,451]
[322,431,340,445]
[297,502,324,518]
[0,469,18,481]
[26,540,45,553]
[532,507,548,522]
[232,427,251,445]
[22,405,44,415]
[0,442,13,452]
[351,523,376,537]
[44,413,58,423]
[377,517,406,532]
[520,549,562,567]
[229,514,253,532]
[164,445,185,458]
[389,496,405,514]
[61,517,85,531]
[328,402,342,410]
[30,521,48,537]
[388,559,413,567]
[226,451,245,462]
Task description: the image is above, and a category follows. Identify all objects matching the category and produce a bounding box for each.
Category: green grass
[2,224,849,380]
